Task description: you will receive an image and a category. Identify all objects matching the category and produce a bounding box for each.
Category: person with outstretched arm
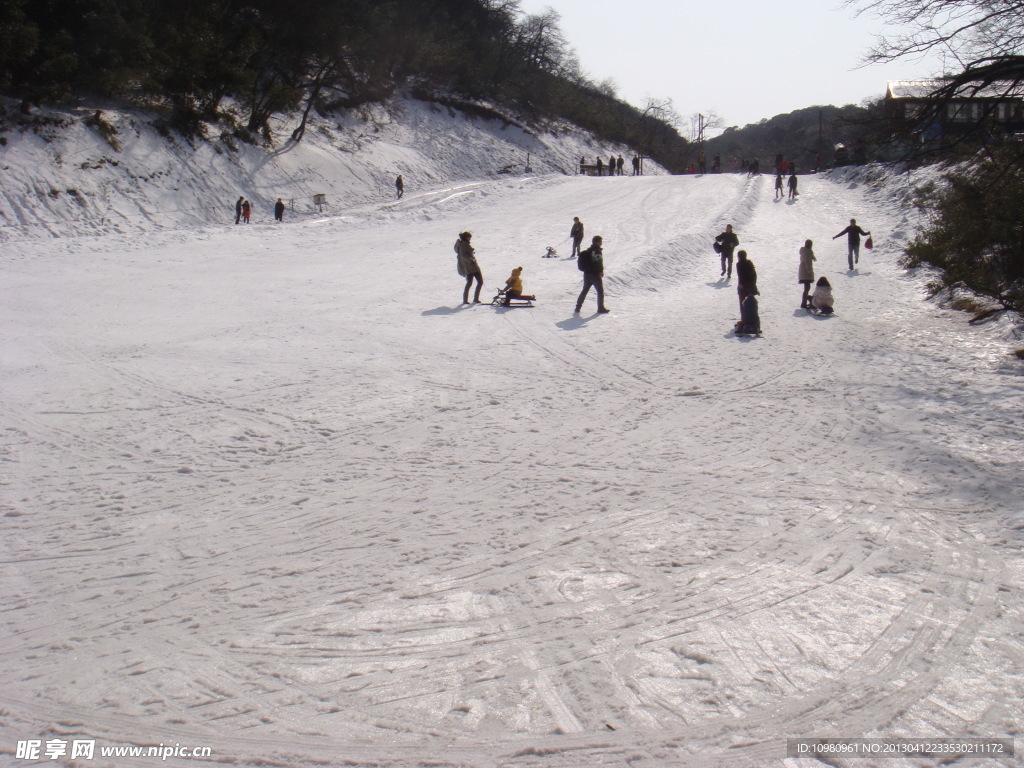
[833,218,870,270]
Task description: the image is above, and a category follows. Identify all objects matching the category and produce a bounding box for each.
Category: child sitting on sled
[810,276,834,314]
[502,266,534,305]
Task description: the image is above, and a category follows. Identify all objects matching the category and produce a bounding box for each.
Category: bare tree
[686,111,724,143]
[848,0,1024,65]
[641,97,681,129]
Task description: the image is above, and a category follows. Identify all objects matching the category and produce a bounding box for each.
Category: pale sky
[516,0,945,131]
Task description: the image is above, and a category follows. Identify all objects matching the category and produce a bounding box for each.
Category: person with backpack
[798,239,816,309]
[570,217,585,258]
[735,250,759,314]
[715,224,739,278]
[575,236,609,314]
[455,231,483,304]
[833,218,870,270]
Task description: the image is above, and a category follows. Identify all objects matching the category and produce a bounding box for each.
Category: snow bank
[0,95,654,240]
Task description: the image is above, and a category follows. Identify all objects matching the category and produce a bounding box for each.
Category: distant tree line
[0,0,689,167]
[703,104,881,173]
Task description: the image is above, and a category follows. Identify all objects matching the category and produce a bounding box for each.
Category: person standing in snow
[575,236,609,314]
[596,157,603,176]
[617,155,624,176]
[235,196,243,225]
[570,216,585,258]
[609,155,616,176]
[274,198,285,222]
[242,199,251,223]
[395,174,404,199]
[735,250,759,314]
[798,239,816,308]
[788,172,798,200]
[774,172,785,199]
[715,224,739,278]
[632,155,640,175]
[833,218,870,270]
[455,231,484,304]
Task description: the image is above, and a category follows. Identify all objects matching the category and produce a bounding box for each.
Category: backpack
[577,247,592,272]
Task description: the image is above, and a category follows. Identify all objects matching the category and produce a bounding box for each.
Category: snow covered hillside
[0,96,645,239]
[1,118,1023,768]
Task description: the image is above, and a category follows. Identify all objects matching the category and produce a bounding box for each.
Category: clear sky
[516,0,945,131]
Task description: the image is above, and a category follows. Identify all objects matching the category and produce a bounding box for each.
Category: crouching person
[811,276,834,314]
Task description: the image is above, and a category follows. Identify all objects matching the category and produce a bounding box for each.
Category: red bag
[864,236,873,250]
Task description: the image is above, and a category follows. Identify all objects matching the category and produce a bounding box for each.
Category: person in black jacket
[274,198,285,222]
[235,196,243,225]
[570,217,585,257]
[575,236,609,314]
[735,250,759,314]
[715,224,739,278]
[833,218,870,270]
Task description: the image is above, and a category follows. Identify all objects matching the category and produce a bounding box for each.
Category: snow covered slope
[0,97,645,239]
[1,130,1023,767]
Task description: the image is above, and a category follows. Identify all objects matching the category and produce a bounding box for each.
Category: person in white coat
[798,239,816,308]
[810,276,834,314]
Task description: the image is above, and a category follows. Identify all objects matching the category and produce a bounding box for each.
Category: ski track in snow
[1,172,1023,768]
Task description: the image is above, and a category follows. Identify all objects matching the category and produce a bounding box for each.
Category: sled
[491,288,536,307]
[543,246,558,258]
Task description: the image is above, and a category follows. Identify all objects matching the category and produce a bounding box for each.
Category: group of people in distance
[454,219,609,313]
[234,196,286,224]
[715,216,871,335]
[455,214,870,329]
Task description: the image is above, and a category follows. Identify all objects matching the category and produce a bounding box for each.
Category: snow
[1,101,1023,768]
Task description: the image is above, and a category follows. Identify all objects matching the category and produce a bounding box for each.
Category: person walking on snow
[735,250,759,314]
[395,174,404,199]
[455,231,484,304]
[774,172,785,199]
[715,224,739,278]
[575,236,609,314]
[788,172,798,200]
[798,239,816,308]
[570,216,585,258]
[833,218,870,270]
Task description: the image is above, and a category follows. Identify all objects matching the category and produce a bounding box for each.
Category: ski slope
[2,171,1023,768]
